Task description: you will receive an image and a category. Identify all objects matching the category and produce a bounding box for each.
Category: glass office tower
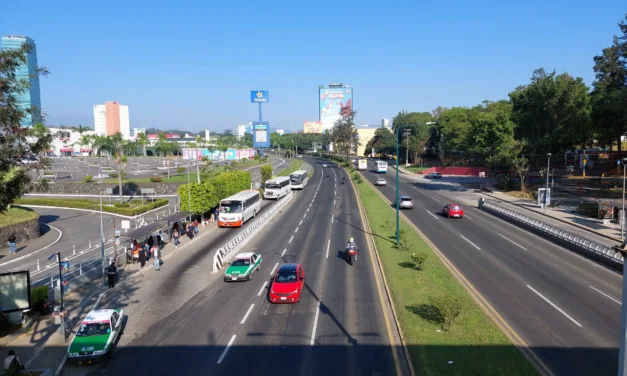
[1,35,42,126]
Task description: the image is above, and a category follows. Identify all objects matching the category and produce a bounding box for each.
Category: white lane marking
[331,216,334,224]
[303,214,307,218]
[240,304,255,324]
[310,300,321,346]
[306,208,309,213]
[257,281,268,296]
[334,190,336,195]
[430,196,440,203]
[289,235,294,243]
[590,286,621,305]
[464,214,472,220]
[295,227,299,233]
[281,248,287,257]
[216,335,237,364]
[425,210,439,220]
[270,262,279,275]
[460,235,481,250]
[299,220,303,226]
[527,285,583,328]
[333,200,335,206]
[497,233,527,251]
[326,239,330,259]
[309,203,312,208]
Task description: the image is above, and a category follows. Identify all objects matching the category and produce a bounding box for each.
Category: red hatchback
[443,203,464,218]
[269,263,305,303]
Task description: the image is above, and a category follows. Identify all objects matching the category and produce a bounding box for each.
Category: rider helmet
[349,237,354,243]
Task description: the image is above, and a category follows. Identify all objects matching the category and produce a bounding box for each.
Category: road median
[353,175,541,376]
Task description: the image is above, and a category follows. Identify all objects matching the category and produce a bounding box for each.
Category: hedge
[14,198,169,216]
[177,170,252,215]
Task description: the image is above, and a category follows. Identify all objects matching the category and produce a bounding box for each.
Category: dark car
[426,172,442,179]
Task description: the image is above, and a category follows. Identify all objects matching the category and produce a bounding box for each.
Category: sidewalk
[481,190,622,245]
[0,221,219,374]
[0,222,62,262]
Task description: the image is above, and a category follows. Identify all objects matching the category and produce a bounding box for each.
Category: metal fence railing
[478,198,624,268]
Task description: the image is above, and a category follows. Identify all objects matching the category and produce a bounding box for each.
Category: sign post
[251,91,269,156]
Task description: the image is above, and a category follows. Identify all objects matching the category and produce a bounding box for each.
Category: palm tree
[108,133,126,200]
[74,134,93,156]
[137,132,149,156]
[217,139,229,162]
[30,123,53,159]
[155,132,169,157]
[76,125,89,135]
[123,140,137,156]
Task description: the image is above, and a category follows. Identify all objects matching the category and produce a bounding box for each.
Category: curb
[481,191,622,243]
[0,222,63,267]
[358,172,556,376]
[349,174,415,376]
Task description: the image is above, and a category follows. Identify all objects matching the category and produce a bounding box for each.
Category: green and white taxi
[67,309,124,363]
[224,252,262,281]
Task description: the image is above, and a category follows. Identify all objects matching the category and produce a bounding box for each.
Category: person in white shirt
[4,350,23,372]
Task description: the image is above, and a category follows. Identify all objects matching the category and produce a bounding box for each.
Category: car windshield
[220,201,242,213]
[77,322,110,337]
[266,183,280,189]
[451,205,461,210]
[275,270,297,283]
[231,258,251,266]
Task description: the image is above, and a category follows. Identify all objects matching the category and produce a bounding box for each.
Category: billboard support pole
[259,103,264,156]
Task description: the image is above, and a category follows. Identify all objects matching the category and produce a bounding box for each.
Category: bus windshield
[220,201,243,213]
[290,174,302,183]
[266,183,281,189]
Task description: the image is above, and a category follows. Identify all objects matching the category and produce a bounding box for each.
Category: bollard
[37,259,40,271]
[169,207,171,214]
[73,245,76,255]
[156,213,159,220]
[89,239,92,248]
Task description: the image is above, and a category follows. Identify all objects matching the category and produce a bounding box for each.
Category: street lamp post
[394,126,410,246]
[544,153,552,212]
[187,163,191,211]
[99,191,106,287]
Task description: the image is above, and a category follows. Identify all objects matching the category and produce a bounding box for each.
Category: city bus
[358,159,368,170]
[263,176,291,200]
[217,190,261,228]
[290,170,308,189]
[375,161,388,173]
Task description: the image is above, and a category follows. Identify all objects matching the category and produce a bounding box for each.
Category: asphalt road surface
[360,161,621,376]
[65,157,407,376]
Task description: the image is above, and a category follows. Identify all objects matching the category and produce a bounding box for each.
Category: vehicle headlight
[292,289,299,294]
[69,353,78,357]
[93,348,107,355]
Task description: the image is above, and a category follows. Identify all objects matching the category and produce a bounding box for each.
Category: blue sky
[1,0,625,132]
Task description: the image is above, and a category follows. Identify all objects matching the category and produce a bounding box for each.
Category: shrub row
[178,170,252,215]
[14,198,169,216]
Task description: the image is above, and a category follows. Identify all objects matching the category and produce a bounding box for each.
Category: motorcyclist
[342,177,346,184]
[346,237,358,260]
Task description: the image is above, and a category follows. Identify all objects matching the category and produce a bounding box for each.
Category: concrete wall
[0,215,40,245]
[35,182,181,195]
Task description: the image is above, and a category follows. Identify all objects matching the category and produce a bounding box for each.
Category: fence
[478,198,624,269]
[213,192,294,272]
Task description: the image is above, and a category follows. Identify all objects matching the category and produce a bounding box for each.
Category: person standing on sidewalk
[7,233,16,255]
[193,218,199,236]
[153,245,161,271]
[107,261,117,288]
[4,350,24,372]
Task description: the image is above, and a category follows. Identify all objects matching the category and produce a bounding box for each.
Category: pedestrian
[7,233,16,255]
[157,231,163,249]
[173,228,180,247]
[152,245,161,271]
[4,350,24,373]
[193,218,199,236]
[106,261,117,288]
[138,243,145,268]
[214,208,219,222]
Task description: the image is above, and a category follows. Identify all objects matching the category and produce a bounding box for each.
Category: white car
[322,164,327,167]
[398,196,414,209]
[375,178,387,186]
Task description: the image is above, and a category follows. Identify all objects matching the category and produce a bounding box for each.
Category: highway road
[360,161,621,376]
[64,157,408,376]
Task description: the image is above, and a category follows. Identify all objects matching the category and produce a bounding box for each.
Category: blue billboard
[253,121,271,148]
[251,90,269,103]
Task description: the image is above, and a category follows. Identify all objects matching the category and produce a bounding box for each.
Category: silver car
[375,178,387,186]
[399,196,414,209]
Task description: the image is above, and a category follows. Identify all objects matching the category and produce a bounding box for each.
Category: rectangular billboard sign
[0,271,31,313]
[253,121,271,148]
[303,121,323,134]
[251,90,269,103]
[319,87,353,131]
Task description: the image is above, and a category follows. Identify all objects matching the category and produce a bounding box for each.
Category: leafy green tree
[364,128,395,157]
[392,111,434,164]
[29,123,53,159]
[260,164,273,183]
[466,101,517,161]
[137,132,149,156]
[177,182,218,215]
[331,108,360,160]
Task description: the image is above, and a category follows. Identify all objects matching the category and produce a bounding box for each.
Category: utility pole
[404,129,411,167]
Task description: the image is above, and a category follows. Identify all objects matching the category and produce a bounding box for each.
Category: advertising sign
[598,199,615,220]
[0,271,31,313]
[253,122,271,148]
[537,188,551,207]
[61,261,70,272]
[251,90,269,103]
[319,87,353,131]
[225,149,236,160]
[304,121,323,134]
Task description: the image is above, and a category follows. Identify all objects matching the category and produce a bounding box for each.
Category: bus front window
[220,201,243,213]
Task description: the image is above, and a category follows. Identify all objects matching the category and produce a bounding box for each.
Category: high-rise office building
[1,35,42,127]
[93,101,131,139]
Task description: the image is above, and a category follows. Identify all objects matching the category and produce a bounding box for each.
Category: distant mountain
[46,114,93,127]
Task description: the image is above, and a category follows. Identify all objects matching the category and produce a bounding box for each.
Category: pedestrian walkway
[0,221,220,374]
[0,222,62,262]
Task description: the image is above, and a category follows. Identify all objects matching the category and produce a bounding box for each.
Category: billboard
[319,87,353,130]
[251,90,269,103]
[304,121,323,134]
[253,121,271,148]
[0,271,31,313]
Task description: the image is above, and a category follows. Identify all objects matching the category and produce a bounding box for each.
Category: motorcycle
[345,246,358,265]
[342,179,345,184]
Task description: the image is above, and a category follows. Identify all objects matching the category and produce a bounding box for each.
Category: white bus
[264,176,291,200]
[375,161,388,173]
[290,170,308,189]
[358,159,368,171]
[218,190,261,228]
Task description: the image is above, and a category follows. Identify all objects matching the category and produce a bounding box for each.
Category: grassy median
[0,207,39,227]
[355,180,538,376]
[278,159,304,177]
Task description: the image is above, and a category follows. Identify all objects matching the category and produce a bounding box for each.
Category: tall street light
[619,156,627,375]
[544,153,552,212]
[395,126,410,246]
[99,191,106,287]
[187,162,192,212]
[622,158,627,240]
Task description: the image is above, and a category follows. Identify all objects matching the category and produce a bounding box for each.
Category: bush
[83,175,93,183]
[113,202,130,208]
[14,198,169,216]
[428,294,462,331]
[177,166,186,174]
[31,285,49,313]
[149,176,163,182]
[351,172,362,184]
[410,251,429,270]
[496,174,511,191]
[108,172,118,179]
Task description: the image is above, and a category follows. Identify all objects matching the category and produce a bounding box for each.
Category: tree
[177,181,218,215]
[364,128,395,157]
[29,123,53,159]
[331,108,359,160]
[512,156,530,192]
[109,132,125,200]
[137,132,149,156]
[155,132,170,157]
[510,68,592,154]
[260,164,273,183]
[217,140,229,161]
[466,102,517,161]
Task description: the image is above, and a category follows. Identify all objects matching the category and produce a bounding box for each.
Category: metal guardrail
[478,198,624,267]
[213,192,293,272]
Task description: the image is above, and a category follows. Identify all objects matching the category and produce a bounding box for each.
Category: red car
[269,263,305,303]
[443,204,464,218]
